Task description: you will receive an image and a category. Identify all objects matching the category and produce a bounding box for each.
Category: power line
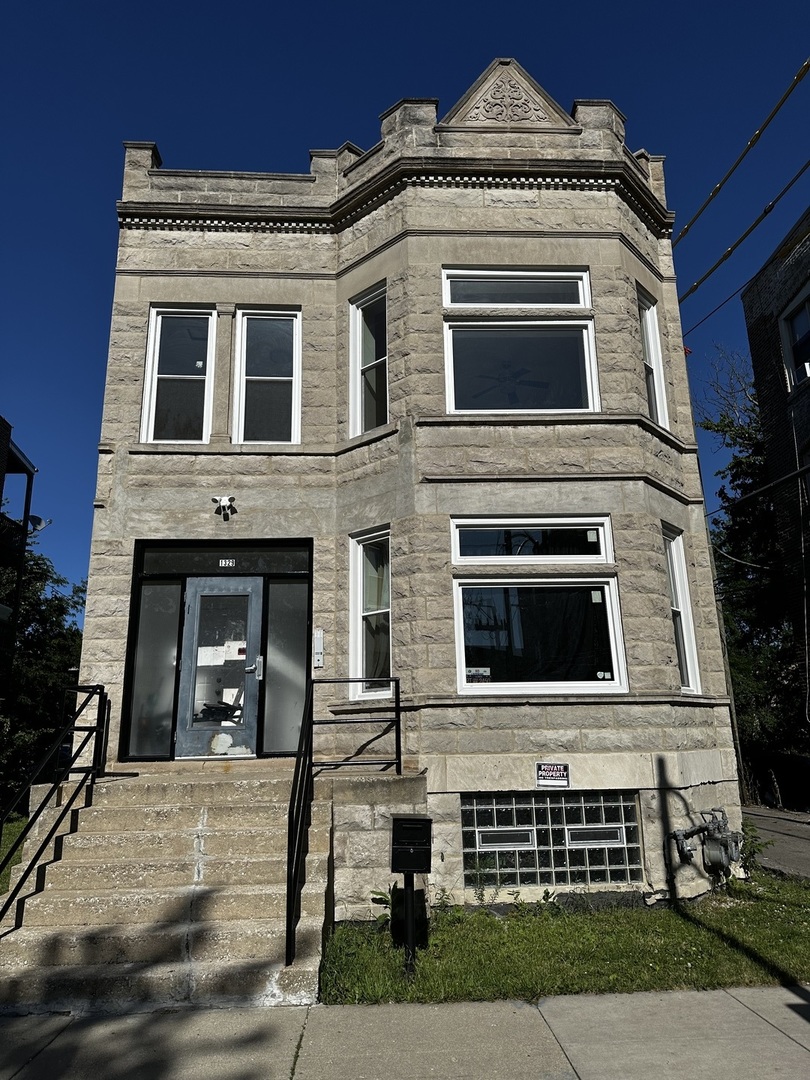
[682,277,753,337]
[673,57,809,248]
[678,157,810,305]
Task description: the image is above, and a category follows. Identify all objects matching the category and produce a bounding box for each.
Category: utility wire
[682,277,754,338]
[673,57,809,248]
[678,157,810,304]
[705,460,810,519]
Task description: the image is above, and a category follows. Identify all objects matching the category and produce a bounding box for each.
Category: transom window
[443,270,597,415]
[142,309,216,443]
[233,311,301,443]
[443,270,589,308]
[452,517,612,563]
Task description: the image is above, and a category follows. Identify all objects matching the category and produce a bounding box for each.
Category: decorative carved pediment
[439,58,576,131]
[465,74,551,126]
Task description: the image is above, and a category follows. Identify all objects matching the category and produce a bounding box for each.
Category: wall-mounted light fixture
[212,496,238,523]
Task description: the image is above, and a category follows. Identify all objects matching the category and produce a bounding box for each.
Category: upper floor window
[233,311,301,443]
[443,270,598,415]
[782,288,810,387]
[637,288,669,428]
[351,285,388,436]
[142,309,216,443]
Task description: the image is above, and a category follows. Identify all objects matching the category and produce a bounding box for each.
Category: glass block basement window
[461,791,643,889]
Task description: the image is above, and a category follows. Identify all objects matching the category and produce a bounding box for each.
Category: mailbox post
[390,815,432,974]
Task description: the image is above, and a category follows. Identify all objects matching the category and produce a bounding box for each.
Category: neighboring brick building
[741,208,810,792]
[81,59,740,907]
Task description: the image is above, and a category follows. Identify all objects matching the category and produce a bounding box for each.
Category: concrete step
[89,775,295,808]
[0,916,322,969]
[14,882,324,928]
[0,954,319,1012]
[38,853,327,891]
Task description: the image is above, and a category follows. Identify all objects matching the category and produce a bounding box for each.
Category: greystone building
[81,59,741,915]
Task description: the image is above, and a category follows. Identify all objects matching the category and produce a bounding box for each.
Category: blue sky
[1,1,808,592]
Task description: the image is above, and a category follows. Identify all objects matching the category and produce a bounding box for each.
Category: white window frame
[350,527,392,699]
[452,576,628,696]
[662,526,700,693]
[444,319,600,415]
[350,283,388,437]
[232,310,302,444]
[637,288,669,429]
[451,516,613,565]
[780,281,810,389]
[141,308,216,444]
[442,269,591,309]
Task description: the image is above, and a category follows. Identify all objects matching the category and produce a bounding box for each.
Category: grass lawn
[320,871,810,1004]
[0,815,27,895]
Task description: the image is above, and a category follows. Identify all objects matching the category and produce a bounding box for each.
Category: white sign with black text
[535,761,570,788]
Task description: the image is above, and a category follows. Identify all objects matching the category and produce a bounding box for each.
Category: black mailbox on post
[391,815,432,874]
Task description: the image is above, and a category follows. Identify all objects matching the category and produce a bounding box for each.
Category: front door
[175,576,263,758]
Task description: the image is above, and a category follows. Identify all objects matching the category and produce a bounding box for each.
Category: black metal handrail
[285,676,401,966]
[0,685,110,925]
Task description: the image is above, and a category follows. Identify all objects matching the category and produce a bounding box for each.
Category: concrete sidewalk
[2,986,809,1080]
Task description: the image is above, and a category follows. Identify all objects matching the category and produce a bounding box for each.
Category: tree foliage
[698,349,805,776]
[0,549,84,804]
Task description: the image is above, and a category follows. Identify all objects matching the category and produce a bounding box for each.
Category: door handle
[245,657,264,680]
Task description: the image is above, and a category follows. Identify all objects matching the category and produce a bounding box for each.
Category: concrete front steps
[0,762,330,1014]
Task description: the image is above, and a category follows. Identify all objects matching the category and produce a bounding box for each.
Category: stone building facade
[81,59,740,909]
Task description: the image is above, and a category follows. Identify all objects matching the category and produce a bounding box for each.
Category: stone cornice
[118,156,675,239]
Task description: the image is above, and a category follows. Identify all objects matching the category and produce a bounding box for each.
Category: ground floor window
[461,791,643,889]
[454,579,626,693]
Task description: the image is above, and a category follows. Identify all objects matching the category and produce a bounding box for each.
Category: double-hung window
[781,287,810,387]
[350,285,388,435]
[234,311,301,443]
[443,270,598,414]
[351,528,391,695]
[142,309,216,442]
[452,517,627,694]
[637,288,669,428]
[662,526,700,692]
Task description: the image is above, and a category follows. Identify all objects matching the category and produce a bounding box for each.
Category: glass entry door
[175,576,263,757]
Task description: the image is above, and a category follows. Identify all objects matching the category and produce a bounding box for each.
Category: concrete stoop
[0,764,330,1014]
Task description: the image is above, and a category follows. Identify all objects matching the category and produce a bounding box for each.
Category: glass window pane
[363,539,389,612]
[128,583,181,758]
[363,612,391,682]
[157,316,209,375]
[450,277,580,305]
[245,317,295,378]
[191,594,249,726]
[452,327,588,410]
[142,544,310,576]
[153,378,205,441]
[263,580,309,754]
[462,584,614,683]
[362,360,388,431]
[243,380,293,442]
[458,526,601,559]
[361,296,386,365]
